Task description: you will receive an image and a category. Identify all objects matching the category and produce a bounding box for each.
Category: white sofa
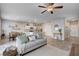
[16,38,47,55]
[15,32,47,55]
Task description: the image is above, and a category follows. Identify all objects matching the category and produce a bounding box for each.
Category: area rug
[25,44,70,56]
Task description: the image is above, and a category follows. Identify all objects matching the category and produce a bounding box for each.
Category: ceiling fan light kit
[47,6,53,11]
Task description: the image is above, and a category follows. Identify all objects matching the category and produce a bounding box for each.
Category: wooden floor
[47,36,71,51]
[70,44,79,56]
[0,39,9,45]
[47,36,79,56]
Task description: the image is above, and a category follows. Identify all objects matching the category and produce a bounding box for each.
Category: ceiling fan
[38,3,63,14]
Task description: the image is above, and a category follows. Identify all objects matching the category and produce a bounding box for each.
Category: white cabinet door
[70,26,79,37]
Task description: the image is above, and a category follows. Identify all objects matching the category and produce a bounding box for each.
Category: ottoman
[3,46,18,56]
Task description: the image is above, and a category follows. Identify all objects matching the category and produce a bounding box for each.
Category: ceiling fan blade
[54,6,63,9]
[50,11,53,14]
[41,10,47,14]
[38,5,46,8]
[49,3,54,5]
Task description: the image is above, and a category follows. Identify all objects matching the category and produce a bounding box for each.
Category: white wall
[2,20,29,36]
[2,20,42,36]
[42,23,53,37]
[42,19,65,40]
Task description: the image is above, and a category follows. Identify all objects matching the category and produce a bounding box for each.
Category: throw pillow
[35,32,43,39]
[18,34,29,44]
[28,35,36,41]
[25,32,34,36]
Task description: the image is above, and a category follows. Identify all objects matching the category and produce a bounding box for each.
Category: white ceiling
[0,3,79,22]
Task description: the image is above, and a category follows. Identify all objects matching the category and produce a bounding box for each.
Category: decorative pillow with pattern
[17,33,29,44]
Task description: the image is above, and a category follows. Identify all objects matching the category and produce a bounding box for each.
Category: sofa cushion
[24,39,46,49]
[17,34,29,44]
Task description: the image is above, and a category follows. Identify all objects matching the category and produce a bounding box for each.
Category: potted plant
[59,29,62,35]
